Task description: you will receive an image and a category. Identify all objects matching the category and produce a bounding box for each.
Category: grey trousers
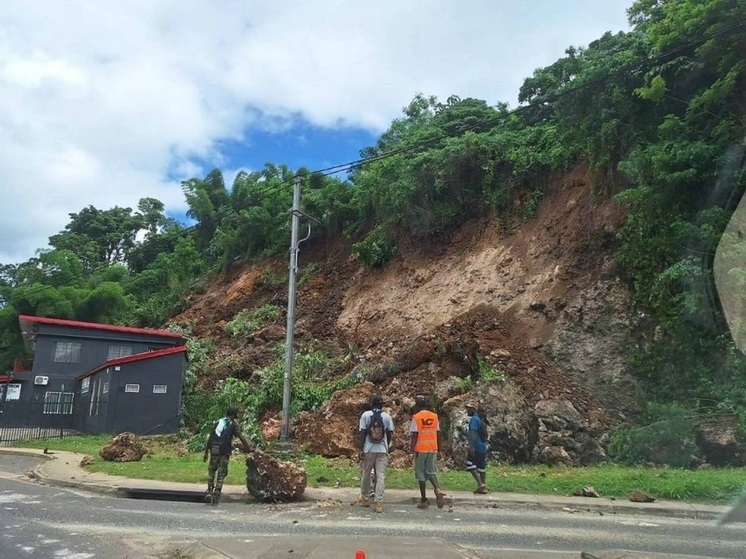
[361,452,388,503]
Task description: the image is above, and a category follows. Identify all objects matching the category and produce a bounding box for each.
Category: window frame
[53,341,82,364]
[107,344,134,360]
[43,391,75,415]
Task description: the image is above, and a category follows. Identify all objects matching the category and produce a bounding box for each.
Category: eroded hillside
[173,164,636,464]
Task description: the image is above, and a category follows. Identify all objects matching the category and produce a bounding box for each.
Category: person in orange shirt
[409,395,445,509]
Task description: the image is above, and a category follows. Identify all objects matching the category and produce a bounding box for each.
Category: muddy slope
[173,164,634,464]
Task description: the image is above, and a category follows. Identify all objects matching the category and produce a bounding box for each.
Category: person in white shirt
[356,394,394,513]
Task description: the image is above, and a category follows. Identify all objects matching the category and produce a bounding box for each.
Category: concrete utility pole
[281,176,302,442]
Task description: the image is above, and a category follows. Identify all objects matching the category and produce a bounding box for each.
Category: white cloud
[0,0,631,264]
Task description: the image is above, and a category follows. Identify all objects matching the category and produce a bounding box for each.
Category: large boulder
[246,449,307,502]
[294,382,376,457]
[696,418,746,466]
[532,399,607,465]
[442,381,536,464]
[99,432,147,462]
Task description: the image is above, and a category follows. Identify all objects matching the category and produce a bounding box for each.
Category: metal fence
[0,387,81,446]
[0,426,80,446]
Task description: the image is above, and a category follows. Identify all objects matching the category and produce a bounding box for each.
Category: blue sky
[0,0,633,263]
[168,123,377,224]
[205,124,376,183]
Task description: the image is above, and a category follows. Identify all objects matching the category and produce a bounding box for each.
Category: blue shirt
[469,414,487,453]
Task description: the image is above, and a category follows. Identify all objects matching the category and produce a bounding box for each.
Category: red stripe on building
[75,345,188,381]
[18,315,183,339]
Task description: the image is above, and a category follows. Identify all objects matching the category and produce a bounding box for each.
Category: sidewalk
[0,447,728,520]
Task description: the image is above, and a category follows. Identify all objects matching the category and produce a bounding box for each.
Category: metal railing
[0,390,80,445]
[0,425,80,446]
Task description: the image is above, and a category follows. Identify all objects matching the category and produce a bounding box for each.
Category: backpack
[477,413,489,443]
[367,409,386,444]
[210,418,233,455]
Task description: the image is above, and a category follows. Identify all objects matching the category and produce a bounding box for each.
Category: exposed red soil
[172,163,625,459]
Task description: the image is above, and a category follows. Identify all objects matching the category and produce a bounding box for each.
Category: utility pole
[281,176,302,442]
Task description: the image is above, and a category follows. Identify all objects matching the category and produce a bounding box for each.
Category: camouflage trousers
[207,454,230,495]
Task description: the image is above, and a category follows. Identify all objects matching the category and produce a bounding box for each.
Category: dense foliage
[1,0,745,441]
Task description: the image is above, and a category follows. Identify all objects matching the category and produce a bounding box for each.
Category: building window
[153,384,168,394]
[103,382,109,394]
[53,342,82,363]
[107,344,133,360]
[89,378,102,416]
[43,392,74,415]
[81,377,90,394]
[124,384,140,393]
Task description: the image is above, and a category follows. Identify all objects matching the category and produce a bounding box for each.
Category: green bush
[609,403,701,467]
[254,349,358,416]
[182,376,264,451]
[477,357,507,382]
[223,304,281,337]
[522,188,545,221]
[353,226,397,268]
[179,332,359,451]
[259,268,286,288]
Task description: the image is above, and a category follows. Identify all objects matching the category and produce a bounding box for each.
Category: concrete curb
[0,448,52,460]
[581,551,716,559]
[182,542,233,559]
[298,489,727,521]
[0,448,729,520]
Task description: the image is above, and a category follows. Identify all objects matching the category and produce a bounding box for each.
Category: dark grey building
[1,315,187,435]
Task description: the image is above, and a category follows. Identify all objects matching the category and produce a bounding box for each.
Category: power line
[308,18,746,180]
[199,17,746,201]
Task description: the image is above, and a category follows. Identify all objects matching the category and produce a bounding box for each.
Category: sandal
[435,490,445,509]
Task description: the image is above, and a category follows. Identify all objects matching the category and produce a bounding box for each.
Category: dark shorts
[466,451,486,473]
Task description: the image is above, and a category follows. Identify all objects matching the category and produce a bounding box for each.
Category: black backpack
[210,418,233,455]
[367,409,386,443]
[477,412,489,443]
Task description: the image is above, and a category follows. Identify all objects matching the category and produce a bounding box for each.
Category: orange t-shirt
[410,410,439,452]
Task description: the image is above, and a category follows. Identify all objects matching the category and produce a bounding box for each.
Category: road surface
[0,455,743,558]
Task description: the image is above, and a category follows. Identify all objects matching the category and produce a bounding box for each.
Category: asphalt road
[0,454,744,559]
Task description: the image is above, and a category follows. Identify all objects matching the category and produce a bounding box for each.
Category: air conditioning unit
[34,375,49,386]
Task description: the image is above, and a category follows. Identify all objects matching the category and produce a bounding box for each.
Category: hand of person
[202,452,208,463]
[358,450,365,461]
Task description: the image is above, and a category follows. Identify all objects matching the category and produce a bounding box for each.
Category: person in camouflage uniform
[202,407,253,505]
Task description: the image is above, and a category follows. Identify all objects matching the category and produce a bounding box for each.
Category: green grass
[16,436,746,504]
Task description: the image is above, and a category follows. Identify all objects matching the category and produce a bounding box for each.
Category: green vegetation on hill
[2,0,746,456]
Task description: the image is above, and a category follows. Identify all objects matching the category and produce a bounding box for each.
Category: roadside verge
[0,447,729,520]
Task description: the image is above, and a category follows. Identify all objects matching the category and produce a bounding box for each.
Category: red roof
[18,315,183,339]
[75,345,187,381]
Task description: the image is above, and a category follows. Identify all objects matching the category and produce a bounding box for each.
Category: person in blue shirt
[465,401,488,494]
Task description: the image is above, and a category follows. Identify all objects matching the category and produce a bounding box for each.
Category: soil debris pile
[99,432,147,463]
[246,449,307,502]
